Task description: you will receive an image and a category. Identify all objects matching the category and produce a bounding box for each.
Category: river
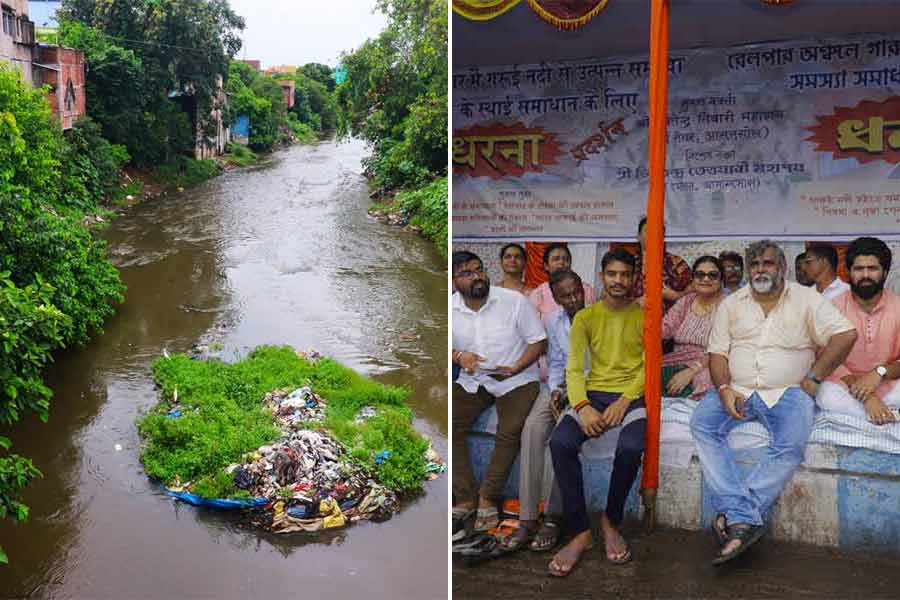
[0,139,448,599]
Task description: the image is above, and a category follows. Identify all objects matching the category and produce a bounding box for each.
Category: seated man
[451,251,547,540]
[691,240,856,565]
[818,237,900,425]
[719,251,745,295]
[803,243,850,300]
[502,269,586,552]
[529,243,596,321]
[548,249,645,575]
[795,252,814,287]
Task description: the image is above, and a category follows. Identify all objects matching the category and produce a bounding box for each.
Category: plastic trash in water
[355,406,377,423]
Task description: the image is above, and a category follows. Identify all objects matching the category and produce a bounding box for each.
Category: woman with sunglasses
[661,255,726,398]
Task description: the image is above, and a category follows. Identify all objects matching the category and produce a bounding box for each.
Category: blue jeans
[690,387,815,526]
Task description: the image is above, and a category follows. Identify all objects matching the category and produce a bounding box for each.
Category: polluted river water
[0,139,448,598]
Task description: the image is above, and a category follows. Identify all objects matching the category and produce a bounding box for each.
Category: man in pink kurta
[819,237,900,425]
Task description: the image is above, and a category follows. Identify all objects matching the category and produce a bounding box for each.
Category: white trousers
[816,381,900,420]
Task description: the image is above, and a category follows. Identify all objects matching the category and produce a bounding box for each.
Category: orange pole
[640,0,669,522]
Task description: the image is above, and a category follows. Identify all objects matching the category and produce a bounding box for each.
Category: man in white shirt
[451,251,547,540]
[690,240,857,565]
[803,243,850,300]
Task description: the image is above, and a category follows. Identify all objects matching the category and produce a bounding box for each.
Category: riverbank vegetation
[138,346,428,499]
[336,0,448,254]
[0,65,125,563]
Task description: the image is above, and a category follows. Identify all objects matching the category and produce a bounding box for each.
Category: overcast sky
[228,0,388,68]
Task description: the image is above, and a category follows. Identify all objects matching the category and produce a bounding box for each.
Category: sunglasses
[693,271,721,281]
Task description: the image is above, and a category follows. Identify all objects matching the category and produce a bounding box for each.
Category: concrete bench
[465,404,900,553]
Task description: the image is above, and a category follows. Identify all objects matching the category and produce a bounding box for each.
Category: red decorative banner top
[806,96,900,165]
[453,122,565,179]
[452,0,522,21]
[526,0,610,30]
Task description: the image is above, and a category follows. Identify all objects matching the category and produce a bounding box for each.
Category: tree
[0,65,123,564]
[59,0,245,164]
[292,71,336,132]
[335,0,447,190]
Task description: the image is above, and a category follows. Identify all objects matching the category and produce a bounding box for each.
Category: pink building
[278,78,295,109]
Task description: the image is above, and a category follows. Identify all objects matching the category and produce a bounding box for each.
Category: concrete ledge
[464,412,900,554]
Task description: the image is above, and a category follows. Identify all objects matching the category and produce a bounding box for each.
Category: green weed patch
[138,346,429,499]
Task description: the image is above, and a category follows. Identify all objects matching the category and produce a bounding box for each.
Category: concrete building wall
[279,79,295,109]
[194,75,230,159]
[0,0,36,86]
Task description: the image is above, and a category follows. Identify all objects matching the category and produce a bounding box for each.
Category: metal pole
[640,0,670,534]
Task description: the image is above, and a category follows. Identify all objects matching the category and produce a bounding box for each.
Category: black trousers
[549,391,646,534]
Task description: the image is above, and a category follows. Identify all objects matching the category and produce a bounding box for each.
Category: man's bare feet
[600,513,631,564]
[548,530,593,577]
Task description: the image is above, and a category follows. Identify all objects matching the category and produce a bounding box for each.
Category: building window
[2,9,14,36]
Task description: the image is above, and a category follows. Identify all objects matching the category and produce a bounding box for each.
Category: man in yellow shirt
[547,248,645,576]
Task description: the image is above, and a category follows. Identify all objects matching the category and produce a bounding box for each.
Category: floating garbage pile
[265,386,328,426]
[144,346,445,535]
[235,429,399,533]
[163,384,444,534]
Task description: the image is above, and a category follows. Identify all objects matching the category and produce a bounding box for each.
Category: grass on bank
[224,143,258,167]
[397,177,448,257]
[137,345,428,499]
[151,156,223,190]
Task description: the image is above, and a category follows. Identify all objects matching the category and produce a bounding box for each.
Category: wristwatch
[805,370,822,385]
[876,365,888,378]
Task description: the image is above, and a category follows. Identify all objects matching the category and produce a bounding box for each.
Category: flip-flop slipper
[452,507,475,542]
[547,541,594,577]
[711,514,728,546]
[606,545,632,565]
[712,524,766,566]
[453,533,494,553]
[473,506,499,532]
[498,524,535,552]
[458,534,510,566]
[530,520,561,552]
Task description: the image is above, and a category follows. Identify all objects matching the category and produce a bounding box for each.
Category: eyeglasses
[693,271,721,281]
[455,267,485,279]
[723,265,742,272]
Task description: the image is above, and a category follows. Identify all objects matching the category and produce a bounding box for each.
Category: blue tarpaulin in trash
[164,486,269,509]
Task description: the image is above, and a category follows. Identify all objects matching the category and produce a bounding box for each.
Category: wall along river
[0,139,448,599]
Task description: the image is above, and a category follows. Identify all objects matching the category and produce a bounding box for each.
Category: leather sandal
[712,524,766,566]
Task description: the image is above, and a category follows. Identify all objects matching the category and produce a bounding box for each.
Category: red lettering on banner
[806,96,900,165]
[452,123,565,179]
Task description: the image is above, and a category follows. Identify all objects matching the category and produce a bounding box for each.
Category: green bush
[0,272,69,425]
[225,143,258,167]
[286,113,316,144]
[0,195,124,346]
[153,156,222,189]
[59,117,130,211]
[397,177,448,256]
[0,62,125,564]
[0,439,41,564]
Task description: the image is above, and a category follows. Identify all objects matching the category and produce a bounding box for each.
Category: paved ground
[453,526,900,599]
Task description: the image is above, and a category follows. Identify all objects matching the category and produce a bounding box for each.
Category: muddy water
[0,139,448,599]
